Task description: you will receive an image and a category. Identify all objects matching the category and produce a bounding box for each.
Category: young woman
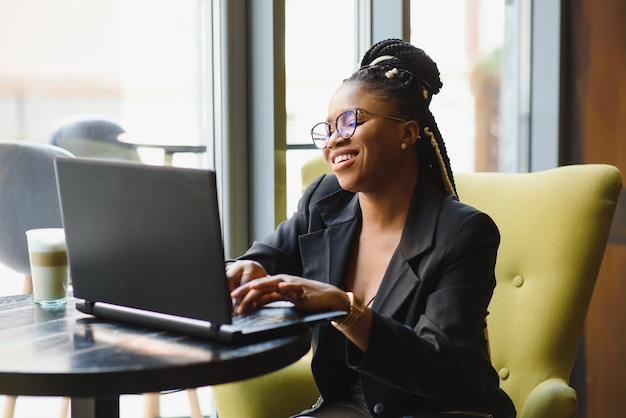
[227,38,516,418]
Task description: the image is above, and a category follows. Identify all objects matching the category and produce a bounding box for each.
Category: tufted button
[373,402,385,414]
[499,368,510,380]
[513,275,524,287]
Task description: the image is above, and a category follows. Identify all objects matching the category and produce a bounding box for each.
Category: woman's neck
[358,173,418,231]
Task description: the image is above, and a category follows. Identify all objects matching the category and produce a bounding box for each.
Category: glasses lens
[337,110,357,139]
[311,122,331,149]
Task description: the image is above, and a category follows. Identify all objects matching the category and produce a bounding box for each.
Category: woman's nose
[325,130,346,149]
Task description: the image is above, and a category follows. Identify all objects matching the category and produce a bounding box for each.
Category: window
[410,0,505,173]
[284,0,357,215]
[284,0,508,216]
[0,0,211,287]
[0,0,209,168]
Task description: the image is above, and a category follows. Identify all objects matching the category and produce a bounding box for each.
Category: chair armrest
[132,144,207,165]
[519,378,577,418]
[137,144,207,155]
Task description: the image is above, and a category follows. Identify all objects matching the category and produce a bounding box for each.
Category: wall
[562,0,626,417]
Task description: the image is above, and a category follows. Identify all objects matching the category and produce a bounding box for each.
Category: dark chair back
[50,118,141,161]
[0,140,74,275]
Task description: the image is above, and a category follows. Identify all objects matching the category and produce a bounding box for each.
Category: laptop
[54,157,344,344]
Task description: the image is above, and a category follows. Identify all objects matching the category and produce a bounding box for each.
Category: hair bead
[385,68,400,79]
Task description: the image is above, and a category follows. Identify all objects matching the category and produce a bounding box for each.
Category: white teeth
[333,154,356,164]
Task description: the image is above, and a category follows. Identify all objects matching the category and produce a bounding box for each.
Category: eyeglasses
[310,109,409,149]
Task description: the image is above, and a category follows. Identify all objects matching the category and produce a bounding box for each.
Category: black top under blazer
[237,173,516,418]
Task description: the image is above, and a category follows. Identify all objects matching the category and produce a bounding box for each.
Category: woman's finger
[234,287,282,314]
[226,260,269,291]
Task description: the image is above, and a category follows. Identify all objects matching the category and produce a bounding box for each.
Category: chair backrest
[454,165,622,416]
[0,140,75,275]
[301,154,332,194]
[300,157,622,417]
[50,117,141,161]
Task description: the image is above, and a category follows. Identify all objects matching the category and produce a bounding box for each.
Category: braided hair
[345,38,456,196]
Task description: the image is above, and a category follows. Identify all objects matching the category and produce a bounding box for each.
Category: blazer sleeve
[346,206,500,400]
[234,174,339,275]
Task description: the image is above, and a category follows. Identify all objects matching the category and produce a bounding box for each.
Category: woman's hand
[225,260,269,293]
[229,267,372,352]
[230,274,349,315]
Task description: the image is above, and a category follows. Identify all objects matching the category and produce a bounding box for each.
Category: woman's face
[322,82,419,193]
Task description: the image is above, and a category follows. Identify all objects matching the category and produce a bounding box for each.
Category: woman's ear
[401,120,420,146]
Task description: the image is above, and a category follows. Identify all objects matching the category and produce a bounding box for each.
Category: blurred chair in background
[0,140,74,294]
[50,117,140,162]
[50,116,207,166]
[0,140,73,418]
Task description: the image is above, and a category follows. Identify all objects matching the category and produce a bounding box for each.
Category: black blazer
[238,174,516,418]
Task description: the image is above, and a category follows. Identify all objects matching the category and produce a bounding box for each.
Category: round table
[0,295,311,417]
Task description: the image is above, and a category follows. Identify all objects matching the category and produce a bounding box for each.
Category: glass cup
[25,228,69,308]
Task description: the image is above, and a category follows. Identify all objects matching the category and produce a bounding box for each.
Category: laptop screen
[55,157,232,325]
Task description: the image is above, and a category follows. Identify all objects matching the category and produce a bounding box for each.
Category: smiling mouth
[333,153,357,164]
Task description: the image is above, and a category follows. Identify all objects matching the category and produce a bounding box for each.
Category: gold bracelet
[331,292,365,331]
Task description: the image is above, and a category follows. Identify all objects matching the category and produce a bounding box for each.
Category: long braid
[346,39,457,197]
[420,108,456,196]
[425,127,455,195]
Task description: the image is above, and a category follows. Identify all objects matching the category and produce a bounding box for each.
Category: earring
[400,142,408,150]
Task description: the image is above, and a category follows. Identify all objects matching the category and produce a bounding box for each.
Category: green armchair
[212,162,622,418]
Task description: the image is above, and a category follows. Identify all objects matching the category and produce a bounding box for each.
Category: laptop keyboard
[231,307,299,330]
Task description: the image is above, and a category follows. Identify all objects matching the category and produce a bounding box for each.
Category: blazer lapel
[300,176,446,319]
[300,191,361,288]
[372,177,446,318]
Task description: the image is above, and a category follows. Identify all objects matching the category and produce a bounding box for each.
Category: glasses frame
[310,108,409,150]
